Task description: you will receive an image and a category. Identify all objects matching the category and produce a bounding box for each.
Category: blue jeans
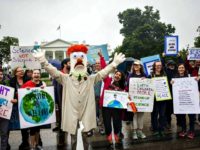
[151,101,166,132]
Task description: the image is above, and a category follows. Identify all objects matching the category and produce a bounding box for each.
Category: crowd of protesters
[1,51,200,150]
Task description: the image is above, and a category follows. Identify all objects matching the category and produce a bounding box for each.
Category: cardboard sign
[10,46,41,69]
[173,77,200,114]
[188,48,200,60]
[164,36,179,56]
[18,86,56,128]
[103,90,129,109]
[0,85,14,120]
[153,77,172,101]
[141,55,160,76]
[128,78,154,112]
[87,44,109,64]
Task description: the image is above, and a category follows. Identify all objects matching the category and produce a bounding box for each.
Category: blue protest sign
[141,55,160,76]
[87,44,109,64]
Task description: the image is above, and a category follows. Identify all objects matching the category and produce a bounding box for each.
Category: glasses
[16,70,24,73]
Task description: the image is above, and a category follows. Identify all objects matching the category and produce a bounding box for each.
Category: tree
[116,6,175,59]
[194,36,200,47]
[0,36,19,64]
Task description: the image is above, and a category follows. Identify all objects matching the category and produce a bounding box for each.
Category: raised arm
[94,53,125,83]
[33,49,65,83]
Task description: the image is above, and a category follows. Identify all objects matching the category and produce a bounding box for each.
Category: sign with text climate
[10,46,41,69]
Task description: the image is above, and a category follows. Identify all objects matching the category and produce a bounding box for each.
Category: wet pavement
[9,113,200,150]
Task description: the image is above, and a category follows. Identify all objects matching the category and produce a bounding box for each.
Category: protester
[171,63,197,139]
[127,60,147,140]
[150,61,167,137]
[100,67,125,147]
[9,67,30,150]
[21,69,46,150]
[33,44,125,150]
[0,69,17,150]
[52,58,70,147]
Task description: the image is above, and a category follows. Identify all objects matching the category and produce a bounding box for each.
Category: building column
[52,51,56,60]
[64,51,66,59]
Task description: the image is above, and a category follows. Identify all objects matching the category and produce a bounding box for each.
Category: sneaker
[137,130,146,139]
[152,131,160,137]
[178,131,187,138]
[87,130,93,137]
[159,131,166,137]
[36,145,44,150]
[114,134,120,143]
[30,147,36,150]
[107,134,112,143]
[99,128,105,135]
[19,142,30,150]
[132,131,138,140]
[187,132,195,139]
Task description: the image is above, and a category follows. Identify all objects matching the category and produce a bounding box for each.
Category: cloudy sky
[0,0,200,50]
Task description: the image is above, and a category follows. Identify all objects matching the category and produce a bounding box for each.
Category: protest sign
[172,77,200,114]
[141,55,160,76]
[18,86,56,129]
[0,85,14,120]
[153,77,171,101]
[87,44,109,64]
[128,78,154,112]
[188,48,200,60]
[164,36,179,56]
[10,46,41,69]
[103,90,129,109]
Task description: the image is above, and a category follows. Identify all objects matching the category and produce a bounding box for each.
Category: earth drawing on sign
[20,89,54,124]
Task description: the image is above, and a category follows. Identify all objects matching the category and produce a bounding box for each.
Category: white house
[41,38,76,61]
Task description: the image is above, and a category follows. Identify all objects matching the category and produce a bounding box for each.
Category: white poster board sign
[153,77,172,101]
[0,85,14,120]
[103,90,129,109]
[128,78,154,112]
[173,77,200,114]
[10,46,41,69]
[164,36,179,56]
[18,86,56,128]
[188,48,200,60]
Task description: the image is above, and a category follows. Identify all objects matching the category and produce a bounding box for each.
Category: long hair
[112,70,125,90]
[152,61,165,76]
[177,63,188,76]
[131,64,145,75]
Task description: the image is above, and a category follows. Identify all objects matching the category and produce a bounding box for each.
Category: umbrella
[48,59,61,70]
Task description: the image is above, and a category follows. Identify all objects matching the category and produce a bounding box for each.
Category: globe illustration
[20,89,54,124]
[107,100,123,108]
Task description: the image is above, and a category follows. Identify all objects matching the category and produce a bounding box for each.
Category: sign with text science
[18,86,56,129]
[172,77,200,114]
[164,36,179,56]
[153,77,172,101]
[103,90,129,109]
[10,46,41,69]
[128,78,154,112]
[0,85,14,120]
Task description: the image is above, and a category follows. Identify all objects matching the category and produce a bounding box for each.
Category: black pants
[151,101,166,132]
[177,114,195,132]
[102,107,122,136]
[21,129,29,144]
[165,100,173,125]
